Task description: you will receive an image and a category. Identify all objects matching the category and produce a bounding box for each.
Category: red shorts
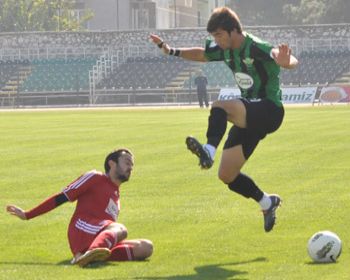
[67,217,114,255]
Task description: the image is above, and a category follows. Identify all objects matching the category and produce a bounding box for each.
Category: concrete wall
[84,0,130,31]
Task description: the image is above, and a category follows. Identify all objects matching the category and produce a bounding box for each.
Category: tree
[323,0,350,23]
[229,0,349,25]
[0,0,93,32]
[283,0,327,24]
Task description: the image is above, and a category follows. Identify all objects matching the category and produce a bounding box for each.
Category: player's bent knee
[119,225,128,240]
[211,100,226,109]
[133,239,153,260]
[218,169,239,185]
[107,223,128,241]
[211,100,220,107]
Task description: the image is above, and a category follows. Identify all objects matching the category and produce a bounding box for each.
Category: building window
[132,8,150,29]
[185,0,193,7]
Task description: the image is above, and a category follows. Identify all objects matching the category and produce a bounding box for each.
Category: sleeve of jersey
[204,38,224,62]
[25,192,67,220]
[62,171,97,202]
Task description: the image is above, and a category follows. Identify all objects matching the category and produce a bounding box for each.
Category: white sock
[259,193,271,210]
[203,144,216,159]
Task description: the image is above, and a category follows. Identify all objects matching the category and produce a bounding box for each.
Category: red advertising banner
[319,86,350,103]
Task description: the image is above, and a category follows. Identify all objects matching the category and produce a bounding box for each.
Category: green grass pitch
[0,106,349,280]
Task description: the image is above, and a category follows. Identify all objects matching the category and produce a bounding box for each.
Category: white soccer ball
[307,230,342,263]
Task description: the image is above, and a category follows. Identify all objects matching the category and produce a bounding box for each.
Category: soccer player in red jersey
[6,148,153,267]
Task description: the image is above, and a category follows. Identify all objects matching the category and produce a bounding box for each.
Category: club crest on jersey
[243,57,254,67]
[234,72,254,89]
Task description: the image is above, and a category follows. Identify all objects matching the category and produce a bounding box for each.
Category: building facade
[81,0,230,31]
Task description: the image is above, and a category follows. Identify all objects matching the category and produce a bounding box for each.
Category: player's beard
[117,170,130,182]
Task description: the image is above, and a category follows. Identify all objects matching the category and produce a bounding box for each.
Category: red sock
[89,230,117,250]
[107,243,134,261]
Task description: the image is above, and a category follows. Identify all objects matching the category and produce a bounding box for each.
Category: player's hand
[272,44,294,68]
[150,34,170,55]
[6,205,27,220]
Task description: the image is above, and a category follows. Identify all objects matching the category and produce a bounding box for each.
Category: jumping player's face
[115,153,134,183]
[210,28,233,49]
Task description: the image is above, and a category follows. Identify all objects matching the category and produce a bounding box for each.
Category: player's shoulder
[245,32,272,46]
[83,169,105,180]
[245,32,275,59]
[63,169,105,195]
[84,169,101,175]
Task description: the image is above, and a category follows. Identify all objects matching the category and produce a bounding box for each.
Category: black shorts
[223,98,284,159]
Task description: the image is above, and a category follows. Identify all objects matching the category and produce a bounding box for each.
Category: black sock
[206,107,227,147]
[228,173,264,202]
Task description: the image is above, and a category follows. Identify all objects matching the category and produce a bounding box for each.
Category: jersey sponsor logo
[105,198,119,220]
[234,72,254,89]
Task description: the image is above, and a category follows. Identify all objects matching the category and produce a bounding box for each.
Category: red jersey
[63,170,120,253]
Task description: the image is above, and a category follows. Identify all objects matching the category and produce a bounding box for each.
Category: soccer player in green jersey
[150,7,298,232]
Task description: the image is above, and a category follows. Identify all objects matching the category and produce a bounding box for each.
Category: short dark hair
[207,7,242,34]
[104,148,133,173]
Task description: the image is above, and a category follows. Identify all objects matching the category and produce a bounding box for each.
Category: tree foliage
[283,0,327,24]
[230,0,349,25]
[0,0,348,32]
[0,0,93,32]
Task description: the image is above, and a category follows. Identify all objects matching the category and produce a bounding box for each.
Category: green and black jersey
[204,32,282,106]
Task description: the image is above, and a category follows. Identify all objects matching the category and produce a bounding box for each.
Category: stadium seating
[0,25,349,50]
[9,48,348,93]
[1,25,350,96]
[183,62,235,89]
[98,56,192,89]
[0,59,30,94]
[19,57,97,92]
[280,49,350,85]
[0,61,18,90]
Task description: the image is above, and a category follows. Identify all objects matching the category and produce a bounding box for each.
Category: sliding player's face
[116,153,134,182]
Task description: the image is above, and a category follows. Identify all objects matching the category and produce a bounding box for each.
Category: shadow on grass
[305,261,338,265]
[131,257,266,280]
[0,259,73,266]
[0,257,266,279]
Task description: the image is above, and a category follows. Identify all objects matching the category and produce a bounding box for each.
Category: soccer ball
[307,231,342,263]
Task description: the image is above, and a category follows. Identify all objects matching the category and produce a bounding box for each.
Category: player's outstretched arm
[150,34,207,62]
[6,192,68,220]
[272,43,298,69]
[6,205,27,220]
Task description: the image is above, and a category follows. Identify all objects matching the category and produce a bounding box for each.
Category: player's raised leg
[186,99,246,169]
[75,222,128,267]
[220,140,281,232]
